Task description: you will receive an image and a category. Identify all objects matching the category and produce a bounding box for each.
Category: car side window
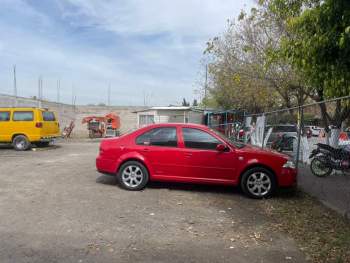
[136,127,177,147]
[13,111,34,121]
[182,128,220,150]
[0,111,10,121]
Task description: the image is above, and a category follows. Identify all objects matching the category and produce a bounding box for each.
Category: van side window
[42,111,56,121]
[0,112,10,121]
[13,111,34,121]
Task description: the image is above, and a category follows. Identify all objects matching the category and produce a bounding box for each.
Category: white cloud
[0,0,254,105]
[60,0,249,37]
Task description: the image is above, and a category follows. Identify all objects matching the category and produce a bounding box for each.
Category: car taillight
[35,122,43,128]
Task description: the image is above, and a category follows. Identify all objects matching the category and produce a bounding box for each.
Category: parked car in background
[96,123,297,199]
[305,126,323,137]
[271,134,297,152]
[265,124,298,146]
[0,107,60,150]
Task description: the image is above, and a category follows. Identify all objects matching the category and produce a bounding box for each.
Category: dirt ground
[0,140,307,263]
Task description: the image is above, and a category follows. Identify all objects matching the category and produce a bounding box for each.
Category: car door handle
[184,153,193,157]
[142,148,150,152]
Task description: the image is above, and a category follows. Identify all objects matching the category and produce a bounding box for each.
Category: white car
[305,126,323,137]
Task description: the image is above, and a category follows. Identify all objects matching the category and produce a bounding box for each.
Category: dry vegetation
[260,191,350,263]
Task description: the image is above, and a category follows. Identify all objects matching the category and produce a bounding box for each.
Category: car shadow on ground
[96,174,298,199]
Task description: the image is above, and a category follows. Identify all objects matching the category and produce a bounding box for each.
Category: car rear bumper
[96,156,117,174]
[278,168,297,187]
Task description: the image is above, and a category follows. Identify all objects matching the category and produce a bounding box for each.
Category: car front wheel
[117,161,149,191]
[240,167,276,199]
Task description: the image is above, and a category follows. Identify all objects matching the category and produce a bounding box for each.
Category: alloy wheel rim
[16,140,25,150]
[122,165,143,188]
[247,172,271,197]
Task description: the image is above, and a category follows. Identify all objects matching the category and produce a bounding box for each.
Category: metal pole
[57,79,60,103]
[13,65,17,106]
[261,114,266,149]
[204,64,208,111]
[295,106,304,170]
[108,83,111,107]
[38,76,42,108]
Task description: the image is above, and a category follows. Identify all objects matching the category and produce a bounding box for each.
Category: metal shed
[134,106,204,128]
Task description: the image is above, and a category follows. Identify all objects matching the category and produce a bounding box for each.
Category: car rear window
[273,126,297,132]
[13,111,34,121]
[136,127,177,147]
[42,111,56,121]
[0,111,10,121]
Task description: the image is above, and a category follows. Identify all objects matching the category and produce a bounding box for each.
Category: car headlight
[283,160,296,169]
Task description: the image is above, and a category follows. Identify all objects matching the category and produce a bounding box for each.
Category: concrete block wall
[0,94,146,137]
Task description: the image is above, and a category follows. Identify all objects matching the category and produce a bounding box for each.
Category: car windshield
[210,129,246,149]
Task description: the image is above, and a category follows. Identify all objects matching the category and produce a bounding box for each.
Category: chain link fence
[208,96,350,218]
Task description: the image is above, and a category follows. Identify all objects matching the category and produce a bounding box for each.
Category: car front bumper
[278,168,297,187]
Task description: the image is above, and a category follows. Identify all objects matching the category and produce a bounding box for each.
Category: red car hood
[238,144,289,160]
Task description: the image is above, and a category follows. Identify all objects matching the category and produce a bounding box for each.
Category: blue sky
[0,0,253,105]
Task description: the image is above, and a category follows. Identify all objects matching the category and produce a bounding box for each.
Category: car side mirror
[216,144,228,152]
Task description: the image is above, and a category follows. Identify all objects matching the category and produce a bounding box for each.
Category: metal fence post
[261,114,266,149]
[295,106,304,170]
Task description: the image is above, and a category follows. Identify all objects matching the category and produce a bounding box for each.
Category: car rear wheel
[118,161,149,191]
[240,167,276,199]
[12,135,31,151]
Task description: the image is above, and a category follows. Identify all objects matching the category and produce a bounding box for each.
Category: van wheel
[240,167,276,199]
[13,135,31,151]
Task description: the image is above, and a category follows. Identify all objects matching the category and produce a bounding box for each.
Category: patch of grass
[259,190,350,263]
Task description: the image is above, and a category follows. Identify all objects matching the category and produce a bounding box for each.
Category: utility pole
[13,65,17,106]
[204,64,208,109]
[38,76,43,108]
[57,79,60,104]
[108,83,111,107]
[71,84,74,106]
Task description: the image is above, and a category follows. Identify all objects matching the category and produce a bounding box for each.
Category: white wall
[136,109,204,128]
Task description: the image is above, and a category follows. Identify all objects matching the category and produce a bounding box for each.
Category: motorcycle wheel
[310,157,332,177]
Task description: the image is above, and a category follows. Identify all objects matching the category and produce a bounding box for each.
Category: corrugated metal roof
[133,106,205,113]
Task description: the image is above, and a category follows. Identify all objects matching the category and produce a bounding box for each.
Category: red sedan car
[96,123,297,198]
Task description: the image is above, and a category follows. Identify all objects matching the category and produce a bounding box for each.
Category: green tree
[182,98,190,106]
[274,0,350,128]
[204,2,309,114]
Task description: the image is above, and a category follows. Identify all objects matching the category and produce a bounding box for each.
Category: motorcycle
[309,143,350,177]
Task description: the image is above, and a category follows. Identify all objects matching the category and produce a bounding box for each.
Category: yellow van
[0,107,60,151]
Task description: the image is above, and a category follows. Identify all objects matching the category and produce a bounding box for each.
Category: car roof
[142,123,208,129]
[0,107,49,111]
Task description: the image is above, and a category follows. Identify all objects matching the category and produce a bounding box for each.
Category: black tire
[12,135,31,151]
[117,161,149,191]
[240,167,276,199]
[310,157,332,177]
[35,142,50,147]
